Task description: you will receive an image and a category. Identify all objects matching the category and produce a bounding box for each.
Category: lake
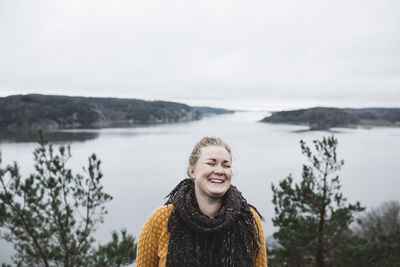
[1,111,399,263]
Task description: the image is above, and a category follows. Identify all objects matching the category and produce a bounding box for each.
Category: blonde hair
[187,136,231,176]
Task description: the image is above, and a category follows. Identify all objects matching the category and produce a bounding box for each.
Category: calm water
[1,111,399,263]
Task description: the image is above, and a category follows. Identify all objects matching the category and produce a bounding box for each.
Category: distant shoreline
[260,107,400,130]
[0,94,234,131]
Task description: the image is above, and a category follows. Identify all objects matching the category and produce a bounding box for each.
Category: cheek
[199,167,214,178]
[192,166,209,179]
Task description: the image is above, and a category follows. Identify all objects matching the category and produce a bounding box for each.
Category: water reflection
[0,130,100,143]
[290,128,344,134]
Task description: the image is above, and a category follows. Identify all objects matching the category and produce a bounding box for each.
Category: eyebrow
[206,158,230,163]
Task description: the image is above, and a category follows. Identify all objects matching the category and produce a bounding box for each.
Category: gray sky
[0,0,399,110]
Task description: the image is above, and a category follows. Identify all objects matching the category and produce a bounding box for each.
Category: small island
[0,94,233,130]
[260,107,400,130]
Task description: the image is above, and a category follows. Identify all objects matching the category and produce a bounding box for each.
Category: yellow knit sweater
[136,204,267,267]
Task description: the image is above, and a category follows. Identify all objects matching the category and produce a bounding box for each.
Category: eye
[206,162,215,166]
[223,164,231,168]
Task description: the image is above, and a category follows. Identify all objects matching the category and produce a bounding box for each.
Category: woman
[136,136,267,266]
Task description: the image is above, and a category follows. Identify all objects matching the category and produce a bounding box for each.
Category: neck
[195,191,222,218]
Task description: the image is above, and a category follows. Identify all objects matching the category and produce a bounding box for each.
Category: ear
[188,167,196,179]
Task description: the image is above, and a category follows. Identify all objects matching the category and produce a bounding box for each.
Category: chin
[208,187,230,198]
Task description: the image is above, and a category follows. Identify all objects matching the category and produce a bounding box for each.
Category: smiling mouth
[209,179,224,184]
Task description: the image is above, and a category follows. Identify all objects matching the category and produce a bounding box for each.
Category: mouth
[209,178,224,184]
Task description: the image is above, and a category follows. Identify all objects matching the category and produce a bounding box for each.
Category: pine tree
[92,229,137,267]
[342,201,400,266]
[0,132,136,266]
[269,135,364,267]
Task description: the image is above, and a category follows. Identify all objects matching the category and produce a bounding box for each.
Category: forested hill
[260,107,400,130]
[0,94,209,130]
[193,106,235,116]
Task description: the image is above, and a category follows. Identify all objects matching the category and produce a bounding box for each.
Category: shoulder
[137,205,174,266]
[249,206,263,222]
[144,204,174,229]
[138,205,173,242]
[249,206,265,235]
[150,204,174,217]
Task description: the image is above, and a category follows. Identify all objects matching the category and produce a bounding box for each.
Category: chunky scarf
[165,179,262,267]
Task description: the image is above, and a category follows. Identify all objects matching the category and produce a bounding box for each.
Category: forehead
[199,146,231,160]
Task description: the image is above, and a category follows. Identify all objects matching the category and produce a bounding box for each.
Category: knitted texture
[165,179,263,267]
[137,205,173,267]
[137,180,267,267]
[136,205,267,267]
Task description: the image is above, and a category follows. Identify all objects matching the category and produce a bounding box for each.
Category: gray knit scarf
[165,179,263,267]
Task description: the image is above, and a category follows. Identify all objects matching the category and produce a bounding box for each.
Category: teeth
[210,179,223,183]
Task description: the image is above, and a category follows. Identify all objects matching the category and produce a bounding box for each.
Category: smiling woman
[136,136,267,267]
[188,140,233,211]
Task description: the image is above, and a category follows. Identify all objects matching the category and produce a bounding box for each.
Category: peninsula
[0,94,232,130]
[260,107,400,130]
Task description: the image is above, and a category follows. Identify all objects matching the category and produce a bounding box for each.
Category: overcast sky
[0,0,399,110]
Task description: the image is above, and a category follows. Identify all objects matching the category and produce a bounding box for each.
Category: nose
[214,164,225,175]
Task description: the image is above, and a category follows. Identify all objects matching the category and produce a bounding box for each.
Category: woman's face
[189,145,232,199]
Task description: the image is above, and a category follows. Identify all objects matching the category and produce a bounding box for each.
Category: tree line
[1,133,399,266]
[0,94,203,130]
[261,107,400,130]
